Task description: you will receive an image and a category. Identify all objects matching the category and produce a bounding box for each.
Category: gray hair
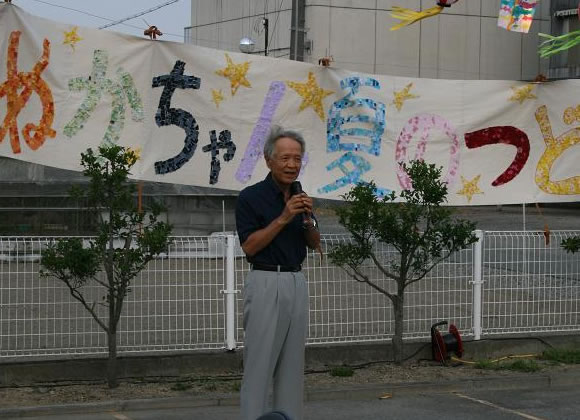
[263,125,305,159]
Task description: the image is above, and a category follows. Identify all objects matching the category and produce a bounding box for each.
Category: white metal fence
[0,231,579,360]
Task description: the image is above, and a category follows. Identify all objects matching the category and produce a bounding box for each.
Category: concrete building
[549,0,580,78]
[186,0,552,80]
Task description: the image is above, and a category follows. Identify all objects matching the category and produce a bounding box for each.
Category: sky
[12,0,191,42]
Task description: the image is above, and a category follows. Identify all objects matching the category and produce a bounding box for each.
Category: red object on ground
[431,322,463,362]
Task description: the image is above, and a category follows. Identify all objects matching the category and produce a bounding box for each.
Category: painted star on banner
[456,175,484,203]
[286,71,334,121]
[125,147,142,164]
[215,53,251,96]
[211,88,225,108]
[509,84,537,104]
[63,27,82,50]
[392,83,419,111]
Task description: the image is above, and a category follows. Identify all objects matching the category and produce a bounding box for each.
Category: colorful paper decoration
[464,126,530,187]
[152,60,200,175]
[497,0,538,33]
[215,53,251,96]
[235,81,286,183]
[392,83,418,111]
[390,1,459,31]
[509,84,537,104]
[538,31,580,58]
[211,88,224,108]
[64,49,144,148]
[395,114,460,189]
[0,31,55,154]
[534,105,580,195]
[456,175,483,203]
[63,27,82,51]
[286,71,334,121]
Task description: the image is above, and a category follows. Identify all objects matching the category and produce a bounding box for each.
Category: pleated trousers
[240,269,309,420]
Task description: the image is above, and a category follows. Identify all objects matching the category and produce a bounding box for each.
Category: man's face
[266,136,303,188]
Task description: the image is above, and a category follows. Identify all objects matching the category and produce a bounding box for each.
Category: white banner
[1,4,579,205]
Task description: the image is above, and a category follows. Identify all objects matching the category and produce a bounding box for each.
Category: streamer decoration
[390,0,459,31]
[538,31,580,58]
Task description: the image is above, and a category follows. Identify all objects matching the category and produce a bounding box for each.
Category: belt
[251,263,302,272]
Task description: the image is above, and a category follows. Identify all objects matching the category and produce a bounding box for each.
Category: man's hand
[279,193,313,225]
[242,191,320,258]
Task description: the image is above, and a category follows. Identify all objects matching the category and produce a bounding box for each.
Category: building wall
[188,0,294,58]
[549,0,580,78]
[0,157,238,236]
[187,0,552,80]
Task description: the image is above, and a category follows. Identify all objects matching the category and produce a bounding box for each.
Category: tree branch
[343,264,394,300]
[92,277,109,289]
[369,250,400,282]
[66,285,108,332]
[405,250,452,287]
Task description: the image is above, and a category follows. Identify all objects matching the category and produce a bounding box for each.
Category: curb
[1,371,579,418]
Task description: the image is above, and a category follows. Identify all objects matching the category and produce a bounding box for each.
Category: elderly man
[236,126,320,420]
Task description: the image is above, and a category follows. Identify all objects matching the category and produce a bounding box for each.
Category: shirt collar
[264,172,284,198]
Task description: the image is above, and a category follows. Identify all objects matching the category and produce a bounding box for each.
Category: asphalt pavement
[318,203,580,234]
[2,369,579,420]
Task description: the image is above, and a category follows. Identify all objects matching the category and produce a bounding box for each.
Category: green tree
[41,145,172,388]
[329,160,478,363]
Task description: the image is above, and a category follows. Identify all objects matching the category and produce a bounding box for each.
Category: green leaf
[562,237,580,253]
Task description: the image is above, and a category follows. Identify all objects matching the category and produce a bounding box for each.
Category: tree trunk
[107,291,118,389]
[391,295,404,364]
[107,326,118,388]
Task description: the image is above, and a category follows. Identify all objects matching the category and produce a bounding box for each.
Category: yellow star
[392,83,418,111]
[211,88,225,108]
[286,72,334,121]
[63,27,82,50]
[125,147,142,164]
[456,175,484,203]
[215,53,251,96]
[509,84,536,104]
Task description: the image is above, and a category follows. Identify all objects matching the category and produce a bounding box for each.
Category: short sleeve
[235,189,260,245]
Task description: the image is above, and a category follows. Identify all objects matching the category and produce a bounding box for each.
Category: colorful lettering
[395,114,460,189]
[202,129,236,185]
[464,126,530,186]
[0,31,55,154]
[64,50,143,147]
[152,60,201,175]
[534,105,580,195]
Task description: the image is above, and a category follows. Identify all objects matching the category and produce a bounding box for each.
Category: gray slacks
[240,269,309,420]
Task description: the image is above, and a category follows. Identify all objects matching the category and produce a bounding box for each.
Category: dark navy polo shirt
[236,172,312,266]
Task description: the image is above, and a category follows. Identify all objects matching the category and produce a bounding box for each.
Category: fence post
[472,230,484,340]
[224,234,237,351]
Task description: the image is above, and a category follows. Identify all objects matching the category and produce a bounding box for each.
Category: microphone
[289,180,303,196]
[289,181,306,225]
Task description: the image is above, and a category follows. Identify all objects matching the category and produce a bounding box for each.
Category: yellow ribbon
[390,6,444,31]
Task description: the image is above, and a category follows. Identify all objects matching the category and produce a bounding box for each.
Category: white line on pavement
[110,412,133,420]
[453,392,547,420]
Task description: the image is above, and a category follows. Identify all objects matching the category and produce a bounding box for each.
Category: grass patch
[474,360,495,370]
[170,382,192,391]
[203,382,218,391]
[505,360,541,372]
[474,359,540,373]
[329,366,355,377]
[541,348,580,364]
[229,381,242,392]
